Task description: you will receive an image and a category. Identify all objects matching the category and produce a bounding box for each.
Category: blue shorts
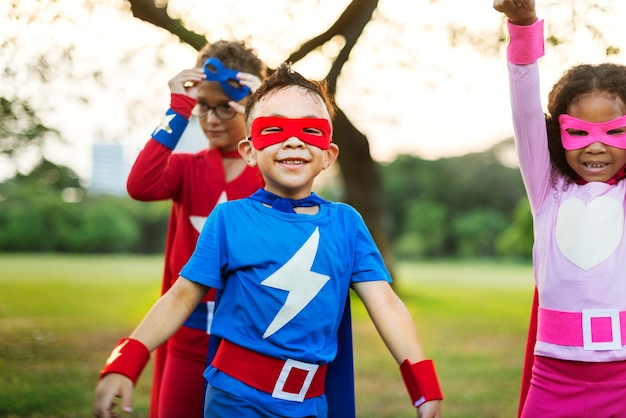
[204,384,328,418]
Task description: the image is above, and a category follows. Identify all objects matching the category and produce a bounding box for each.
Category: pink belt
[538,307,626,350]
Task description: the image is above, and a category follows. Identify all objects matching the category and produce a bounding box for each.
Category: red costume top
[128,140,263,317]
[127,94,263,417]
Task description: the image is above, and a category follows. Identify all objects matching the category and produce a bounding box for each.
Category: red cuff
[99,338,150,386]
[400,359,443,407]
[170,93,196,118]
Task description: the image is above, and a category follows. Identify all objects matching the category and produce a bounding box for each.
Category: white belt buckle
[205,301,215,334]
[272,358,319,402]
[582,308,622,350]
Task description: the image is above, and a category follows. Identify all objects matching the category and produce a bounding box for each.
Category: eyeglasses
[193,103,237,121]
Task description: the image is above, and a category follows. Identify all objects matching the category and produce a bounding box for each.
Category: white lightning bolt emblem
[105,339,128,365]
[261,227,330,339]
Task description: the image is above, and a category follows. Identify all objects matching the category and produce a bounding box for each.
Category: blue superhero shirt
[180,198,391,417]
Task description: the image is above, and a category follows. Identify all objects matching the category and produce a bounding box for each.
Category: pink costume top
[509,20,626,363]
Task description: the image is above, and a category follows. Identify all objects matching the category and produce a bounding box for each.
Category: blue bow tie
[249,189,326,213]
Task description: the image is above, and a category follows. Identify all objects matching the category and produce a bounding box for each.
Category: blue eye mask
[202,57,251,102]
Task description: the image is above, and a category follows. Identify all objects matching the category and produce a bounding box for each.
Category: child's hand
[93,373,135,417]
[168,68,206,99]
[237,72,263,95]
[493,0,537,26]
[229,72,264,114]
[417,399,442,418]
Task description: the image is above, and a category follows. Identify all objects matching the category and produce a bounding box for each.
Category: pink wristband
[99,338,150,386]
[507,19,545,65]
[400,359,443,407]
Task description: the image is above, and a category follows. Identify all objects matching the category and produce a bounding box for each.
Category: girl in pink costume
[494,1,626,417]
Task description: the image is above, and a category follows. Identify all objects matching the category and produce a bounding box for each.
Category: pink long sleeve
[506,20,551,214]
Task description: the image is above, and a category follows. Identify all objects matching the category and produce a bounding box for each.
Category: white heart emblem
[555,197,623,271]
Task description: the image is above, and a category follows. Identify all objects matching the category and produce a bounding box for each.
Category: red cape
[518,287,538,417]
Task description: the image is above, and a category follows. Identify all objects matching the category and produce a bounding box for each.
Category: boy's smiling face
[239,86,339,200]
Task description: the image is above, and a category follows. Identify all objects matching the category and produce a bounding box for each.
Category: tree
[0,97,60,176]
[10,159,81,192]
[453,208,507,258]
[0,167,169,253]
[495,197,533,260]
[395,199,448,258]
[380,140,527,258]
[124,0,394,269]
[3,0,622,262]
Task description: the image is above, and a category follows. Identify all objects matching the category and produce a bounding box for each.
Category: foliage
[452,208,507,258]
[395,199,448,258]
[0,160,169,253]
[495,197,533,260]
[10,158,81,191]
[1,143,535,257]
[0,97,61,175]
[380,139,530,259]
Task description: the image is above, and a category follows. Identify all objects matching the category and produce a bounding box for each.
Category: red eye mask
[250,117,332,150]
[559,114,626,150]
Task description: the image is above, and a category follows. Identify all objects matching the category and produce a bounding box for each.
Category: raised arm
[126,69,203,200]
[494,0,551,211]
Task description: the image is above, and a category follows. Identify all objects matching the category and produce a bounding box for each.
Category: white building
[89,142,129,196]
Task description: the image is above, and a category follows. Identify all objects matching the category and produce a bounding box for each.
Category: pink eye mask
[250,117,332,150]
[559,114,626,150]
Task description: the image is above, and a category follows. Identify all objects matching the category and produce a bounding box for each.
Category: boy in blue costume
[94,63,443,418]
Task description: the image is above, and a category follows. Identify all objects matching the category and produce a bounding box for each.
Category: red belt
[212,340,327,402]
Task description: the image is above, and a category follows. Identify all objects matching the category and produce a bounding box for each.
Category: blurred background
[1,0,625,260]
[1,1,626,417]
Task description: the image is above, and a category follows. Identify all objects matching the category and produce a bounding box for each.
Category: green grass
[0,255,535,417]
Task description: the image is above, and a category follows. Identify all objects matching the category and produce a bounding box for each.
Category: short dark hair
[244,63,335,126]
[195,40,266,80]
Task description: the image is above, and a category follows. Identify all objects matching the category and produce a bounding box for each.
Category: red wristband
[99,338,150,386]
[400,359,443,407]
[170,93,196,118]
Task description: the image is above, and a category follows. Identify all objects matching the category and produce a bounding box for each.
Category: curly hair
[546,63,626,180]
[244,62,336,127]
[195,40,266,80]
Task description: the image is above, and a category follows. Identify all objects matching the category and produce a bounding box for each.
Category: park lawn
[0,255,534,418]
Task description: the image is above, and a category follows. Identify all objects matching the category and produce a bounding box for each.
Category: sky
[2,0,626,183]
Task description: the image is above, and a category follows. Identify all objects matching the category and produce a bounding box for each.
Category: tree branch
[126,0,207,50]
[286,0,378,92]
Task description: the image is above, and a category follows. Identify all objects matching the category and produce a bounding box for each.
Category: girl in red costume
[126,40,266,417]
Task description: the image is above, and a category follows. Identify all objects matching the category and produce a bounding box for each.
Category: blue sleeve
[341,204,392,284]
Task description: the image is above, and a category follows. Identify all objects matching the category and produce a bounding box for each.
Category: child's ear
[238,138,257,167]
[323,143,339,170]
